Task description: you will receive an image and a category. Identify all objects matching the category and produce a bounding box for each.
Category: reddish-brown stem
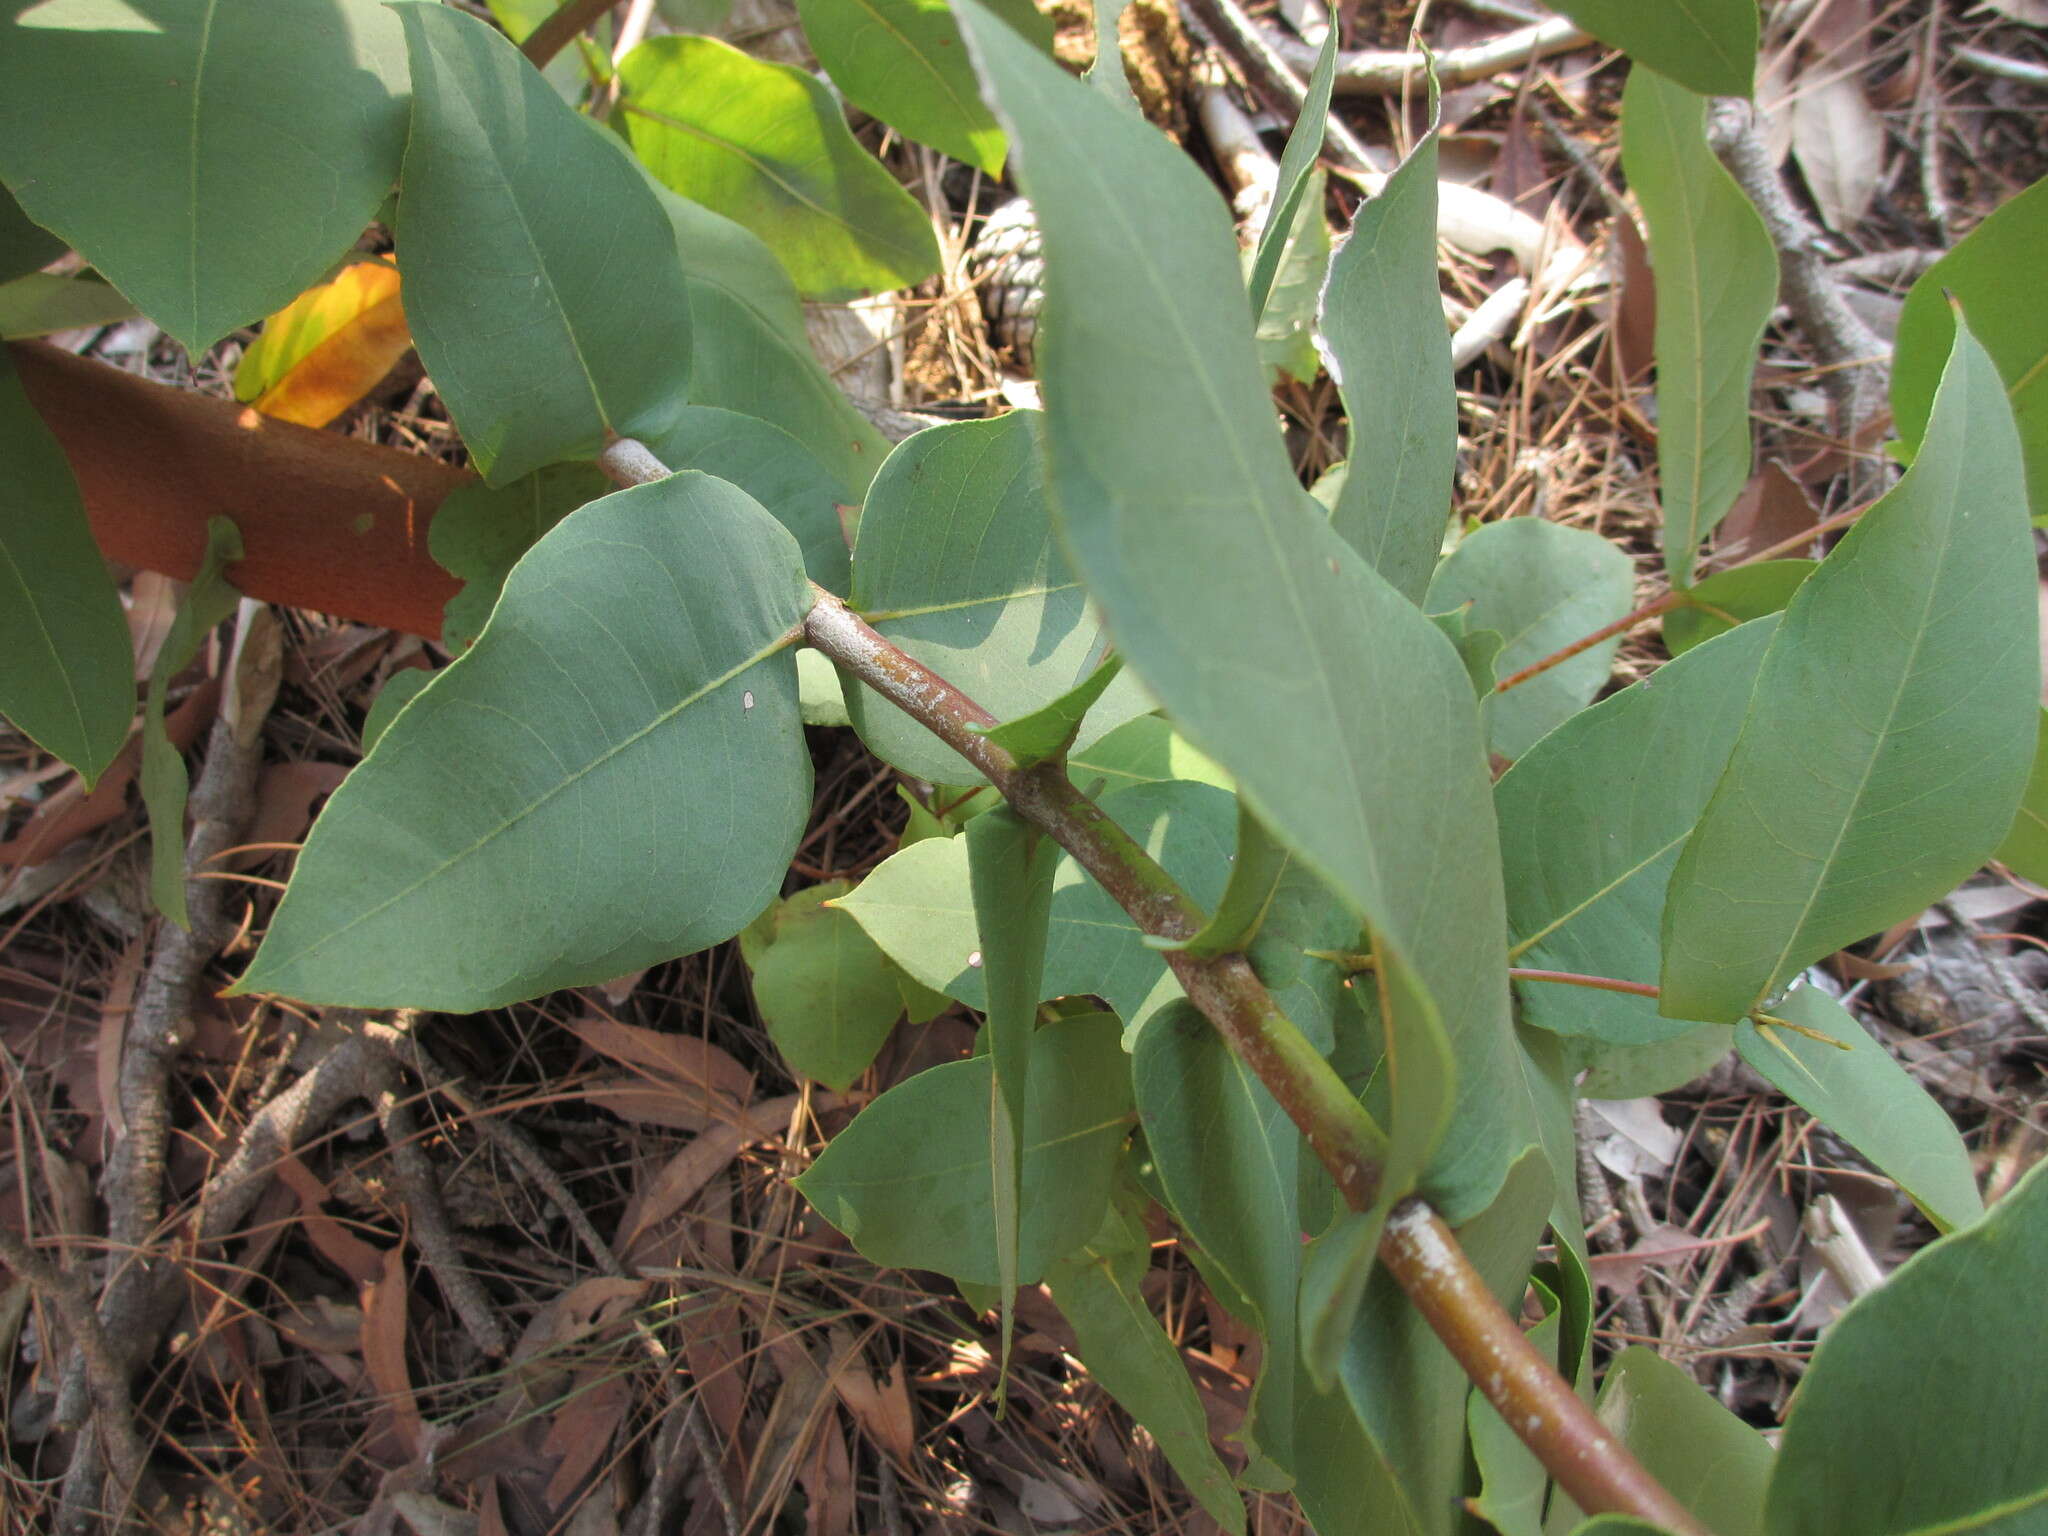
[602,441,1707,1534]
[1493,590,1687,694]
[1509,967,1662,999]
[519,0,614,67]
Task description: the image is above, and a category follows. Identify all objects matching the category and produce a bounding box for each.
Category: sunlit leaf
[0,0,409,353]
[234,260,411,429]
[0,349,131,785]
[396,5,692,483]
[1661,321,2037,1023]
[1621,66,1776,588]
[741,882,905,1089]
[239,475,814,1010]
[1551,0,1758,98]
[796,0,1008,174]
[619,34,941,300]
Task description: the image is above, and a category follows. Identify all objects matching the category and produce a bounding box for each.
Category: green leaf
[1551,0,1757,99]
[143,517,243,928]
[1547,1346,1772,1536]
[429,464,613,653]
[1068,714,1231,795]
[1466,1302,1563,1536]
[653,184,888,499]
[843,413,1151,785]
[361,668,433,754]
[1253,168,1329,387]
[1566,1026,1731,1100]
[1661,320,2038,1023]
[1764,1156,2048,1536]
[644,406,853,595]
[1247,28,1337,325]
[1431,605,1507,700]
[0,273,137,338]
[1739,986,1982,1234]
[0,0,409,354]
[974,654,1126,769]
[1163,802,1290,960]
[965,806,1056,1376]
[1045,1193,1246,1533]
[1426,519,1635,760]
[1080,0,1136,108]
[1136,999,1309,1470]
[798,647,853,727]
[0,350,130,786]
[620,35,941,301]
[956,0,1535,1224]
[1995,708,2048,885]
[1298,948,1453,1389]
[1662,559,1814,656]
[396,5,691,484]
[1499,618,1778,1045]
[1320,97,1453,606]
[0,182,63,282]
[239,475,814,1010]
[1893,173,2048,526]
[794,1010,1131,1284]
[1621,66,1776,588]
[797,0,1007,174]
[741,882,905,1089]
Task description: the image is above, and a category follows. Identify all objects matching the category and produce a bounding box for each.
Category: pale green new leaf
[240,476,814,1010]
[143,518,243,928]
[644,406,854,594]
[1067,715,1231,796]
[1166,801,1290,960]
[1661,322,2038,1023]
[0,0,409,354]
[1045,1193,1245,1533]
[1551,0,1757,98]
[620,35,941,300]
[844,413,1150,785]
[1740,986,1982,1234]
[397,5,692,484]
[1662,559,1813,656]
[741,882,905,1090]
[1254,169,1328,387]
[1247,28,1337,325]
[429,464,612,653]
[1621,66,1775,588]
[1764,1157,2048,1536]
[1426,518,1634,759]
[1893,172,2048,526]
[956,0,1533,1224]
[1499,618,1776,1045]
[0,351,130,786]
[794,1011,1130,1285]
[1467,1304,1562,1536]
[1995,708,2048,885]
[797,0,1007,174]
[975,654,1125,768]
[654,185,888,499]
[1321,97,1453,605]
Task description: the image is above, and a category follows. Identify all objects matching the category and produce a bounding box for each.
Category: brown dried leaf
[569,1016,754,1106]
[233,760,352,871]
[541,1373,632,1509]
[362,1241,426,1463]
[1713,460,1821,563]
[823,1325,916,1468]
[618,1093,808,1265]
[277,1154,387,1286]
[1788,13,1884,233]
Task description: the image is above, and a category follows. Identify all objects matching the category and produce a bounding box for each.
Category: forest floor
[4,1,2047,1533]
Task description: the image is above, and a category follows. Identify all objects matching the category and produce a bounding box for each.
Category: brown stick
[519,0,617,68]
[601,440,1708,1532]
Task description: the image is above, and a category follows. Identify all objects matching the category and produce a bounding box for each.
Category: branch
[519,0,614,69]
[1266,14,1592,98]
[600,441,1710,1534]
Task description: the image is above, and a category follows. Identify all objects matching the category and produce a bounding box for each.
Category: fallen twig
[1267,14,1591,97]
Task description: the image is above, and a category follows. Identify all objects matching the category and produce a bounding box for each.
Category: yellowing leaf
[234,260,411,428]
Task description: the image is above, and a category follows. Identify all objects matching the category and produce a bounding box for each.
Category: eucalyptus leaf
[1893,172,2048,525]
[844,413,1150,785]
[1662,560,1813,656]
[1552,0,1758,99]
[1426,518,1634,759]
[0,274,137,339]
[620,35,941,300]
[1499,618,1778,1045]
[1739,986,1982,1234]
[1566,1026,1731,1101]
[796,0,1008,174]
[1045,1194,1246,1533]
[1621,66,1775,588]
[240,475,814,1010]
[1661,322,2037,1023]
[0,182,63,282]
[362,668,434,754]
[1995,708,2048,885]
[430,464,613,653]
[1067,714,1231,795]
[1763,1157,2048,1536]
[974,654,1126,768]
[0,350,131,786]
[1248,27,1337,326]
[142,518,243,928]
[741,882,905,1090]
[794,1010,1131,1285]
[1255,170,1329,387]
[956,0,1535,1224]
[397,5,692,484]
[1320,93,1452,606]
[1467,1304,1563,1536]
[644,406,853,594]
[0,0,409,353]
